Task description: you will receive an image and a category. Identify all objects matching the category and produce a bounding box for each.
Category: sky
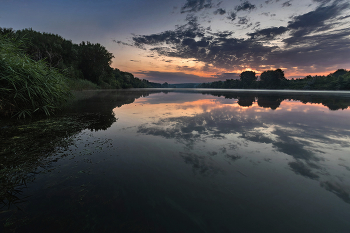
[1,0,350,83]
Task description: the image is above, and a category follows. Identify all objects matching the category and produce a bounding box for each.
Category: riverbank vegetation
[0,35,70,118]
[0,28,161,117]
[0,28,160,91]
[198,69,350,90]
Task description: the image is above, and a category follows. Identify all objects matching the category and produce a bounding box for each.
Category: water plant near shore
[0,35,70,118]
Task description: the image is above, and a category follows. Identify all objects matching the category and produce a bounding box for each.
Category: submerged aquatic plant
[0,35,71,118]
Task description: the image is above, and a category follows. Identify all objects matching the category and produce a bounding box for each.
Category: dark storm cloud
[213,8,226,15]
[235,1,256,11]
[126,0,350,72]
[181,0,213,13]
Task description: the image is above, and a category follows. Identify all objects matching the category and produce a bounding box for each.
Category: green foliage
[240,71,257,88]
[78,41,114,85]
[0,35,70,118]
[0,27,160,90]
[113,68,161,88]
[198,68,350,90]
[260,69,286,89]
[161,82,169,88]
[65,78,100,91]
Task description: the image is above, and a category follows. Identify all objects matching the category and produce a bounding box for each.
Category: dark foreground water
[1,89,350,232]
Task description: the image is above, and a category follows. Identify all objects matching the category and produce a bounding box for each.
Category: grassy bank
[0,35,71,118]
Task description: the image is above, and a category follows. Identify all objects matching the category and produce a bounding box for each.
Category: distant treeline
[198,69,350,90]
[0,28,161,89]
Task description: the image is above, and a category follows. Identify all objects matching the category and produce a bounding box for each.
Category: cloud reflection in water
[136,91,350,204]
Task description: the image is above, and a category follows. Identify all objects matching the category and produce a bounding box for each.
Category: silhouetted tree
[162,82,169,88]
[260,68,286,89]
[78,41,114,85]
[240,71,257,88]
[332,69,348,78]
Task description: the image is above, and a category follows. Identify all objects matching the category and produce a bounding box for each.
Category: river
[1,89,350,232]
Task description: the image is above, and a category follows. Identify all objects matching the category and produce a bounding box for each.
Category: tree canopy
[199,68,350,90]
[0,27,161,90]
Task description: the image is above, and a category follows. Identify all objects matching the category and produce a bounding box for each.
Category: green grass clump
[0,35,71,118]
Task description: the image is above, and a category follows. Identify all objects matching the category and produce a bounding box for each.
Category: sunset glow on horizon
[2,0,350,83]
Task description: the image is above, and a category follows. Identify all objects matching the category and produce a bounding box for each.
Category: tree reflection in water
[137,90,350,204]
[0,90,161,210]
[1,90,350,232]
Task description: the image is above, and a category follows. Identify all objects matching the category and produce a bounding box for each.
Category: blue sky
[1,0,350,83]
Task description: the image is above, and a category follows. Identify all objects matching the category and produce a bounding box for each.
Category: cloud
[135,90,350,203]
[282,1,350,45]
[248,26,288,40]
[113,40,132,46]
[214,72,240,80]
[321,181,350,204]
[282,1,292,7]
[272,128,320,161]
[132,15,205,48]
[288,160,319,179]
[136,71,213,83]
[235,1,256,11]
[213,8,226,15]
[312,0,332,3]
[180,152,223,176]
[123,0,350,73]
[237,17,249,25]
[227,12,237,21]
[181,0,213,13]
[176,65,197,72]
[208,30,233,38]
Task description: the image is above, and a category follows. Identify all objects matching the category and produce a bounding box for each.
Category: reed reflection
[0,90,159,210]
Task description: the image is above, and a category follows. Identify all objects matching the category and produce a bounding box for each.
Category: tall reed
[0,35,71,118]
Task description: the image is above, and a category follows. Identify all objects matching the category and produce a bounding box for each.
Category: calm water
[1,89,350,232]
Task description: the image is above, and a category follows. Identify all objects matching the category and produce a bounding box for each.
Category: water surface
[1,89,350,232]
